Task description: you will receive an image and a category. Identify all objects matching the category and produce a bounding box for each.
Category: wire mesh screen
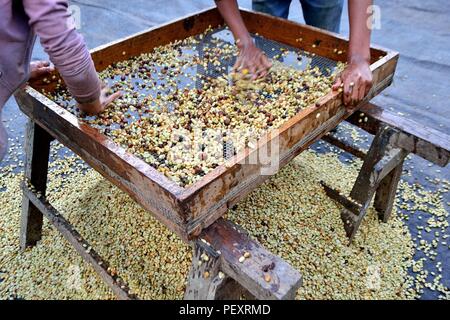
[198,27,338,81]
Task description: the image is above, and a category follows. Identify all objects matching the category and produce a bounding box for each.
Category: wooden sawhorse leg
[322,125,409,244]
[185,218,302,300]
[20,120,53,250]
[185,239,249,300]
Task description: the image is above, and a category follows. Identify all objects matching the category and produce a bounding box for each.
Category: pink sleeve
[22,0,101,103]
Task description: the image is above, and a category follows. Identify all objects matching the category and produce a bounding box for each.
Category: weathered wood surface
[345,127,408,240]
[321,182,363,215]
[185,240,250,300]
[325,126,409,243]
[17,8,399,240]
[345,126,409,202]
[372,147,408,183]
[347,104,450,167]
[20,120,53,250]
[374,158,404,223]
[198,219,302,300]
[22,184,136,300]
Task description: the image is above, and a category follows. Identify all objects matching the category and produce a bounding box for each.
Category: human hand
[29,61,55,80]
[78,83,122,115]
[332,56,373,109]
[234,39,272,80]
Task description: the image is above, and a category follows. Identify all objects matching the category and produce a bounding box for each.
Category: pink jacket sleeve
[22,0,101,103]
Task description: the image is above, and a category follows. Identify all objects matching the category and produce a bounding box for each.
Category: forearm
[215,0,252,47]
[22,0,101,103]
[348,0,372,63]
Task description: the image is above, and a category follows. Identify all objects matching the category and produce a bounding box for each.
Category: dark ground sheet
[1,0,448,299]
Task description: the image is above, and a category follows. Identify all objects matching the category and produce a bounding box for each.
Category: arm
[23,0,120,114]
[333,0,373,108]
[215,0,272,79]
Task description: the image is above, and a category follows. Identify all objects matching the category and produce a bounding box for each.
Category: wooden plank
[350,127,399,202]
[184,240,247,300]
[373,147,408,183]
[347,104,450,167]
[374,159,405,223]
[341,126,407,242]
[20,120,52,250]
[184,240,224,300]
[321,182,363,215]
[22,184,137,300]
[200,219,302,300]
